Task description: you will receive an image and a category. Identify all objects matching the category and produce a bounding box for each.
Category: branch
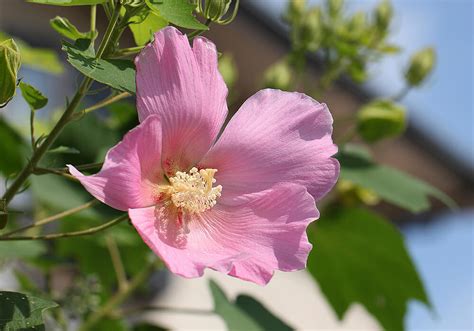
[0,214,127,241]
[106,236,129,292]
[0,200,97,238]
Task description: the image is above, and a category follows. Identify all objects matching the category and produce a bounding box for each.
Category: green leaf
[28,0,106,6]
[0,119,26,177]
[338,146,456,212]
[0,291,58,330]
[47,145,80,154]
[62,40,136,93]
[50,16,90,41]
[0,32,63,75]
[307,207,429,331]
[146,0,209,30]
[19,82,48,111]
[209,280,263,331]
[0,241,47,259]
[235,295,294,331]
[130,11,168,46]
[0,39,21,107]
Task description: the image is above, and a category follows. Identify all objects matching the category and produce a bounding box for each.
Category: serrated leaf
[47,145,80,154]
[62,40,136,93]
[338,146,456,212]
[0,31,63,75]
[0,291,58,330]
[307,207,429,331]
[50,16,90,41]
[19,82,48,111]
[28,0,106,6]
[129,11,168,46]
[146,0,209,30]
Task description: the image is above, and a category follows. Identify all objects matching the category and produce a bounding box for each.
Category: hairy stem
[0,200,97,238]
[0,214,127,241]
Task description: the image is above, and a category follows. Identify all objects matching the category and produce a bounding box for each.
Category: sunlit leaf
[129,11,168,46]
[0,291,58,330]
[338,145,456,212]
[146,0,209,30]
[19,82,48,111]
[62,40,136,93]
[307,207,430,331]
[50,16,90,41]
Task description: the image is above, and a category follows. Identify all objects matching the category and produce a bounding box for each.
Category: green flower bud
[196,0,239,25]
[0,39,21,108]
[374,0,392,32]
[299,7,322,51]
[357,99,406,143]
[405,47,436,86]
[263,61,293,91]
[285,0,306,23]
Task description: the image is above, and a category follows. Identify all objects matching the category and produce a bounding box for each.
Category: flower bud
[263,61,292,91]
[0,39,21,108]
[405,47,435,86]
[357,99,406,143]
[374,0,392,32]
[196,0,239,25]
[299,7,322,51]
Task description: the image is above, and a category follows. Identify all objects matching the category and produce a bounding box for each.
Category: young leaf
[0,291,58,330]
[0,38,21,107]
[19,82,48,111]
[307,207,429,331]
[209,280,263,331]
[28,0,106,6]
[50,16,90,41]
[129,11,168,46]
[338,146,456,212]
[146,0,209,30]
[62,40,136,93]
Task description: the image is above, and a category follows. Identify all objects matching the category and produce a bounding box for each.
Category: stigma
[162,167,222,214]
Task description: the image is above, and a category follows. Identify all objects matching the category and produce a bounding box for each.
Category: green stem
[72,91,131,120]
[117,305,214,317]
[0,3,123,208]
[112,46,144,58]
[90,5,97,42]
[0,214,127,241]
[0,200,97,237]
[30,110,36,150]
[79,261,157,331]
[33,167,77,181]
[106,236,129,292]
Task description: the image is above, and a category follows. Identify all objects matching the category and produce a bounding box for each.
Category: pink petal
[135,27,228,174]
[200,89,340,204]
[68,115,163,211]
[129,183,318,285]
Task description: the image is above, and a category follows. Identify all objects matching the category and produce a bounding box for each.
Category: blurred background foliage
[0,0,471,330]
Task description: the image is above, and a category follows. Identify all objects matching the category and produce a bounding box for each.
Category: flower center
[164,167,222,214]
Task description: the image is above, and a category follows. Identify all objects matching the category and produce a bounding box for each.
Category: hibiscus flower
[69,27,339,285]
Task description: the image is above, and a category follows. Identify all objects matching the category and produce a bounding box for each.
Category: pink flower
[69,27,339,285]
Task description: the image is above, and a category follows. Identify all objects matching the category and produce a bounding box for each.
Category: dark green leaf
[146,0,209,30]
[47,145,80,154]
[50,16,90,41]
[0,291,58,330]
[235,295,294,331]
[130,11,168,46]
[62,40,136,93]
[0,32,63,75]
[28,0,106,6]
[0,119,26,177]
[209,280,263,331]
[308,207,429,331]
[338,146,456,212]
[19,82,48,111]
